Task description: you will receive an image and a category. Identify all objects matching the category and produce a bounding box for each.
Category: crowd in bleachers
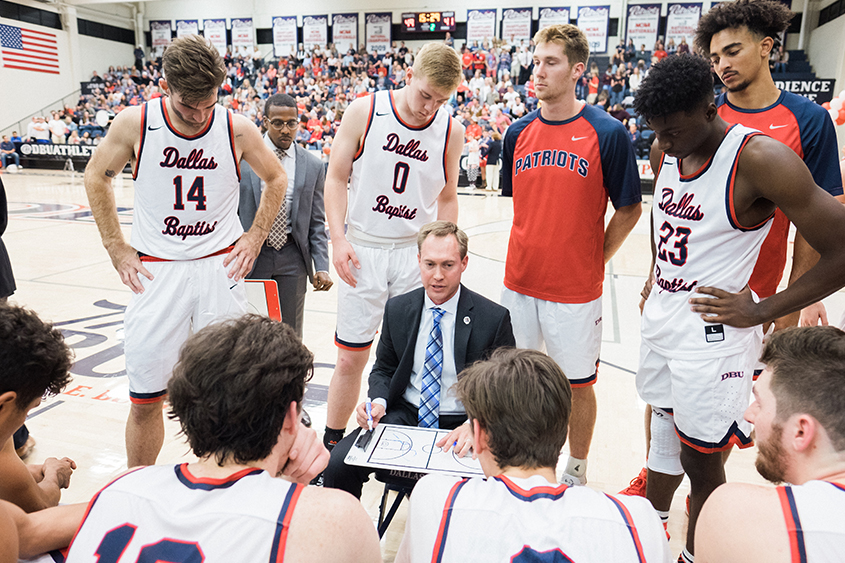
[12,36,715,173]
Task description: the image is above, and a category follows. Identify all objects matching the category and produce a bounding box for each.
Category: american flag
[0,24,59,74]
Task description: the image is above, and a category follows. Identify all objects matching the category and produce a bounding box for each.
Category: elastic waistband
[346,226,417,249]
[138,244,235,263]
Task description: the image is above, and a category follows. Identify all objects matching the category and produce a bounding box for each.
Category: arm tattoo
[105,169,116,178]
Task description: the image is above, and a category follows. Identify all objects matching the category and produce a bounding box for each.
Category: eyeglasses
[266,119,299,130]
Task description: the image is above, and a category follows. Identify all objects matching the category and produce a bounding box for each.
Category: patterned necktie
[265,147,288,250]
[419,307,445,428]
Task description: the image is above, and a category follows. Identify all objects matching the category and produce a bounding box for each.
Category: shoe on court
[559,472,586,486]
[685,493,690,516]
[619,466,647,496]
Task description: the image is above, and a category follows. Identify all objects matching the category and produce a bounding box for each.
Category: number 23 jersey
[641,124,772,359]
[131,97,243,260]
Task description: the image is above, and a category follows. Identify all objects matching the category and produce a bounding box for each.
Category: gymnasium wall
[807,13,845,150]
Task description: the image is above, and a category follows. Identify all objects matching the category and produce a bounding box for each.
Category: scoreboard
[401,11,456,32]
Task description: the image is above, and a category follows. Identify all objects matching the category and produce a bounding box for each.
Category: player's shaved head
[633,54,714,123]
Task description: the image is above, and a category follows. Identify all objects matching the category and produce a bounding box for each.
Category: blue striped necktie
[419,307,445,428]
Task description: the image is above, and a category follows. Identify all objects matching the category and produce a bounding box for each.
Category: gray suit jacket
[238,142,329,281]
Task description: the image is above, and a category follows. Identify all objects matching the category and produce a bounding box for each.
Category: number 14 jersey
[641,124,772,359]
[131,97,243,260]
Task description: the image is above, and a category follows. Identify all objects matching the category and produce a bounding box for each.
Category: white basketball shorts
[501,288,602,387]
[124,253,247,403]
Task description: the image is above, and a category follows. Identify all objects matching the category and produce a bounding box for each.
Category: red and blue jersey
[502,105,641,303]
[717,91,843,298]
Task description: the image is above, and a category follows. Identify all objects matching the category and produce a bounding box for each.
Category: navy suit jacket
[368,285,515,410]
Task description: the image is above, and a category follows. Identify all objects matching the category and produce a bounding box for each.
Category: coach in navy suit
[239,94,332,338]
[324,222,515,498]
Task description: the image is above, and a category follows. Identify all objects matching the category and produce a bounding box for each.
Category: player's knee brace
[646,407,684,476]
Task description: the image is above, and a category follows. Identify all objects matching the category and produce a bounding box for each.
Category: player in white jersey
[66,315,379,563]
[633,55,845,562]
[84,35,285,468]
[322,42,465,451]
[396,348,671,563]
[696,327,845,563]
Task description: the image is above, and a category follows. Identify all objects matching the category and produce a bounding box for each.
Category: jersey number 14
[173,176,207,211]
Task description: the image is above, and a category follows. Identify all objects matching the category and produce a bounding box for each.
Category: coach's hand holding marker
[366,399,373,431]
[436,420,475,459]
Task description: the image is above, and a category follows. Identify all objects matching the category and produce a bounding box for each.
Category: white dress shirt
[402,287,462,415]
[263,134,296,233]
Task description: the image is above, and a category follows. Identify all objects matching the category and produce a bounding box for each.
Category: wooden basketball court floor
[5,168,844,560]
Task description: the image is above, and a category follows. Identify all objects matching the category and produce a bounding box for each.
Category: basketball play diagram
[344,424,485,477]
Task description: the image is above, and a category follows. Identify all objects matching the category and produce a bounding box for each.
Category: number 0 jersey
[66,464,303,563]
[642,124,772,359]
[347,90,454,241]
[131,97,243,260]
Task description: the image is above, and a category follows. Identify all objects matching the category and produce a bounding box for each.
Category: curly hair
[694,0,793,55]
[0,304,73,407]
[633,54,714,123]
[167,315,313,465]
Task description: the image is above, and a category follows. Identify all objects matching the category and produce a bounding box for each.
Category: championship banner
[203,19,227,56]
[303,15,328,51]
[272,16,297,58]
[626,4,661,50]
[231,18,254,56]
[175,20,199,38]
[365,13,391,55]
[538,7,570,30]
[577,6,610,53]
[150,20,171,58]
[332,13,358,54]
[466,9,497,44]
[666,3,702,48]
[501,8,532,45]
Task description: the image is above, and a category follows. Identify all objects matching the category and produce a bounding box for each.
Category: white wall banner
[231,18,254,56]
[365,13,391,55]
[175,19,199,39]
[626,4,660,50]
[332,13,358,54]
[466,9,497,44]
[538,7,570,30]
[303,15,328,51]
[666,3,702,47]
[203,19,227,56]
[150,20,171,59]
[501,8,533,45]
[273,16,297,58]
[577,6,610,53]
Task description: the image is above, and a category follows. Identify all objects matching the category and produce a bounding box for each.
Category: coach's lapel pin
[463,316,471,325]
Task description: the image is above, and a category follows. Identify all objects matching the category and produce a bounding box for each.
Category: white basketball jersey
[779,480,845,562]
[131,98,243,260]
[66,464,303,563]
[405,474,670,562]
[642,124,772,359]
[347,91,453,240]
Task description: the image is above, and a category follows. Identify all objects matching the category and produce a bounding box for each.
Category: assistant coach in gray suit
[239,94,332,338]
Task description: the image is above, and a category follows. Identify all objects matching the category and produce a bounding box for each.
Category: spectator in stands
[67,131,80,145]
[609,103,631,124]
[0,137,19,170]
[637,44,650,66]
[26,117,49,144]
[134,45,144,70]
[609,68,626,107]
[677,37,691,55]
[89,70,103,83]
[628,65,644,94]
[9,133,20,144]
[653,41,668,61]
[666,38,677,55]
[48,114,67,144]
